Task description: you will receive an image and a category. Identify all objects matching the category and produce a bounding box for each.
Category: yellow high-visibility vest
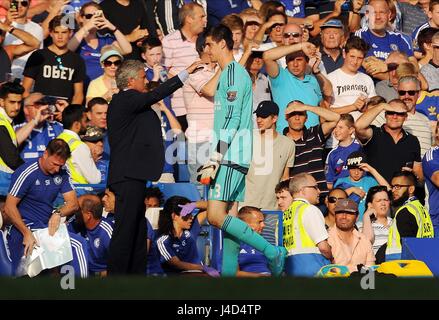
[0,111,17,174]
[386,199,434,256]
[57,131,88,184]
[283,200,321,255]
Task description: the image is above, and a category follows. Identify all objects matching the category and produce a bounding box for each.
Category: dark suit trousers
[108,179,147,274]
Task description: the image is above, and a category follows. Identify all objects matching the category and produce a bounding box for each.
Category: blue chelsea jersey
[14,121,63,162]
[8,160,73,224]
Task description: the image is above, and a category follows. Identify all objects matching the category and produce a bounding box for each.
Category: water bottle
[159,69,168,82]
[204,236,211,266]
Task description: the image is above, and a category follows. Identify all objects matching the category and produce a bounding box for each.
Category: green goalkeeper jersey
[211,61,253,172]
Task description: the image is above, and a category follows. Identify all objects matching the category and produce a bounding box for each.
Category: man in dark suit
[107,59,202,274]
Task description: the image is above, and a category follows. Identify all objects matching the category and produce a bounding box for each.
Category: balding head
[289,173,320,204]
[282,23,303,45]
[79,194,103,220]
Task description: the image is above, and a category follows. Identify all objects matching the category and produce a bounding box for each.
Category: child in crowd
[326,114,362,189]
[334,151,390,220]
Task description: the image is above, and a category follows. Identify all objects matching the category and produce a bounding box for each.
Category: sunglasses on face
[15,1,29,7]
[103,60,122,67]
[328,196,346,204]
[283,32,301,39]
[387,62,398,71]
[432,44,439,49]
[83,13,94,19]
[385,111,407,117]
[398,90,418,96]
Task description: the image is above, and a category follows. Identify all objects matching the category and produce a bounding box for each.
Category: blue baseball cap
[321,19,344,29]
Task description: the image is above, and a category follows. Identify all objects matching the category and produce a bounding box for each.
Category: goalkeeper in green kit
[197,25,287,276]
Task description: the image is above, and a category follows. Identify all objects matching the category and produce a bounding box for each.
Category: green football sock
[221,215,277,260]
[221,232,240,277]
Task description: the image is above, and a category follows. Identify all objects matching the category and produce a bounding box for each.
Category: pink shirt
[162,30,199,117]
[328,227,375,272]
[184,65,215,143]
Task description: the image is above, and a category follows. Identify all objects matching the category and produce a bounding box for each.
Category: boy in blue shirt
[326,114,362,189]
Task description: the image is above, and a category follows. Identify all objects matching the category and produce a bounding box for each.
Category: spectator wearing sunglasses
[355,99,422,184]
[2,0,43,80]
[375,51,409,102]
[277,23,302,68]
[86,45,122,104]
[374,75,434,157]
[324,188,348,229]
[420,31,439,90]
[68,2,131,86]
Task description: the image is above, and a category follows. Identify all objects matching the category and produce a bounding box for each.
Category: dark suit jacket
[107,76,183,185]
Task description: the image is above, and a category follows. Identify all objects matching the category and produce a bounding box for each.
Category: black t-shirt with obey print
[24,48,86,101]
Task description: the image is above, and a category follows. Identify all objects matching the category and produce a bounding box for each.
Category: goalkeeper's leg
[207,167,286,276]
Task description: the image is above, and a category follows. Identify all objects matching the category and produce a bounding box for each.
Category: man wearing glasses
[355,99,422,183]
[2,0,43,80]
[23,15,86,104]
[373,76,434,158]
[420,31,439,90]
[385,171,434,261]
[283,172,333,276]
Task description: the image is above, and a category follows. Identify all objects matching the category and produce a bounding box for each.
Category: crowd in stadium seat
[0,0,438,278]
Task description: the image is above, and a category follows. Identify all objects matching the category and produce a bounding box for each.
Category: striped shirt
[412,22,431,50]
[162,30,199,117]
[372,111,432,157]
[358,217,392,254]
[286,125,328,197]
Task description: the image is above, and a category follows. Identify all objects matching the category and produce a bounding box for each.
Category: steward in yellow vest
[0,83,25,194]
[284,173,333,276]
[386,171,434,260]
[57,105,101,185]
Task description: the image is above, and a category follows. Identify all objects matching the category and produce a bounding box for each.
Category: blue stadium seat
[0,183,9,196]
[155,183,202,202]
[177,163,191,182]
[0,231,12,276]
